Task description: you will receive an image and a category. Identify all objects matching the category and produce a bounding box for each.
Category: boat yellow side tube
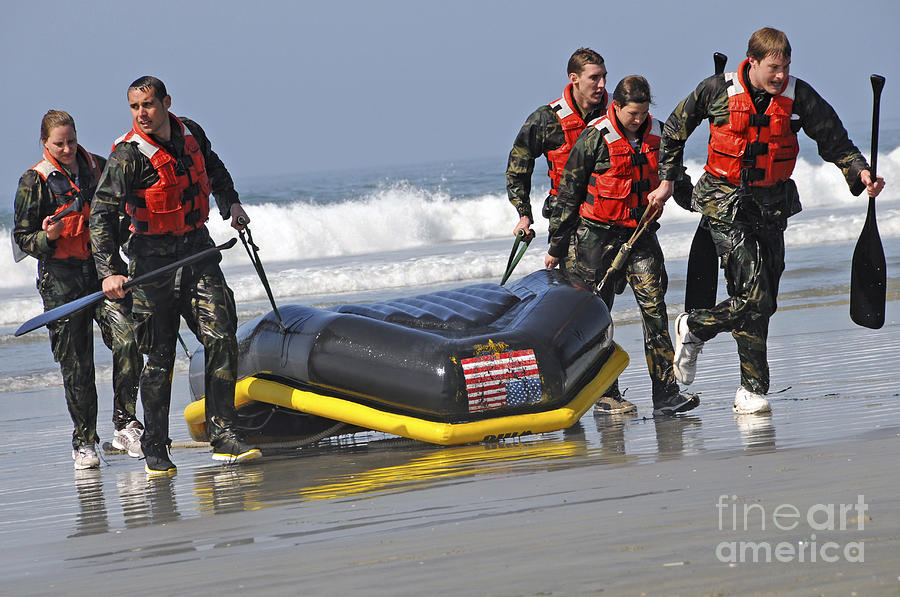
[186,343,628,446]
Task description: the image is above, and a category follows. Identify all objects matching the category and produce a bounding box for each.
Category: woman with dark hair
[13,110,143,469]
[545,76,698,418]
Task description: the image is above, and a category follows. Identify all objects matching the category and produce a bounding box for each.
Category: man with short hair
[506,48,608,260]
[651,27,885,415]
[91,75,261,474]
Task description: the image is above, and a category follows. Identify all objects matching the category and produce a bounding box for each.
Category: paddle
[15,238,238,337]
[849,74,887,329]
[683,53,728,311]
[594,206,654,295]
[500,229,534,286]
[10,193,85,264]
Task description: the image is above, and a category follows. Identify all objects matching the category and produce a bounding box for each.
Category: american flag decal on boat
[461,349,542,412]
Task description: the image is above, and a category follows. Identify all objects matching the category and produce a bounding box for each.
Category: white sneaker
[72,444,100,470]
[112,421,143,458]
[673,313,703,385]
[733,386,771,414]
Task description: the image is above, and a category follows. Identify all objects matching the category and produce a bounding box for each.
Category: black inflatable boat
[184,269,628,445]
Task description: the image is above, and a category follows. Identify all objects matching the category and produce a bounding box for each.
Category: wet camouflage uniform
[13,151,141,450]
[548,119,680,402]
[659,66,869,394]
[90,115,241,453]
[507,93,605,268]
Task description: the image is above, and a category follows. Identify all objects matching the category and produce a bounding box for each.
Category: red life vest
[580,104,661,228]
[117,115,211,236]
[30,146,101,260]
[546,84,607,196]
[705,59,799,187]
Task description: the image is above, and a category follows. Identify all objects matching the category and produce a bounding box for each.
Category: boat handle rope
[500,229,534,286]
[237,216,285,332]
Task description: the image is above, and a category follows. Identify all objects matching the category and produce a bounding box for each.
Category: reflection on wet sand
[176,438,593,512]
[734,413,776,452]
[71,470,182,538]
[653,415,704,459]
[192,469,265,514]
[71,470,107,538]
[71,388,900,532]
[591,414,633,461]
[68,407,784,530]
[184,410,755,511]
[295,438,589,501]
[592,413,707,461]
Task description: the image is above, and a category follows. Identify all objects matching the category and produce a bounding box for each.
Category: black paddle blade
[849,74,886,329]
[684,223,718,311]
[15,289,106,337]
[871,74,885,97]
[850,198,886,329]
[682,50,728,311]
[14,238,239,337]
[714,52,727,75]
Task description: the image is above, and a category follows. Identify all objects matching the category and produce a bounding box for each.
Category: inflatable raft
[184,269,628,446]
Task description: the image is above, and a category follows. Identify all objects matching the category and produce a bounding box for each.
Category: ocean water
[1,133,899,399]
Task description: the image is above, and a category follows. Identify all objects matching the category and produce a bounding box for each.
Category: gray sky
[3,0,898,187]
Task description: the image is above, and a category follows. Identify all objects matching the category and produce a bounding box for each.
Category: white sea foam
[1,151,897,327]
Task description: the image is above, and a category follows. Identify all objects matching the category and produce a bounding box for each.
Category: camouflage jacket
[90,115,240,279]
[14,150,108,262]
[659,67,869,225]
[506,92,604,221]
[547,117,657,259]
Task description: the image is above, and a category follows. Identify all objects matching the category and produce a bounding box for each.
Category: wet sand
[1,299,899,596]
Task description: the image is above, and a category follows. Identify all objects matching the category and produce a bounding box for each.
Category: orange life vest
[704,59,799,187]
[117,115,211,236]
[580,104,661,228]
[30,146,101,260]
[546,84,607,196]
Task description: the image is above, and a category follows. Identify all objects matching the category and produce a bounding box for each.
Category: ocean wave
[0,353,192,395]
[1,151,897,301]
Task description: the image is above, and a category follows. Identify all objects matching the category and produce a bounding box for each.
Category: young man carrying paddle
[650,27,885,415]
[91,76,261,474]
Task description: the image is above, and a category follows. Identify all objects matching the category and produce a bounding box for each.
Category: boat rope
[500,229,534,286]
[237,218,285,332]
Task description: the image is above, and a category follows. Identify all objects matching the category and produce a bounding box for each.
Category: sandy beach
[1,288,898,596]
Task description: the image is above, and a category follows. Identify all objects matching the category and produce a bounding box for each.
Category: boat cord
[500,229,534,286]
[237,218,285,332]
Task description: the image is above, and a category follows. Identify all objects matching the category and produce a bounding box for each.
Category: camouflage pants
[39,260,141,449]
[129,254,238,449]
[683,219,785,394]
[545,196,577,272]
[572,219,678,401]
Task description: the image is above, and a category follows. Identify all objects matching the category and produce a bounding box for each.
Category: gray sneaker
[72,444,100,470]
[593,395,637,415]
[112,421,143,458]
[652,391,700,417]
[673,313,703,385]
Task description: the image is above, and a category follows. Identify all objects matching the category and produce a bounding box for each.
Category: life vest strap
[748,113,771,127]
[740,167,766,184]
[630,179,651,194]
